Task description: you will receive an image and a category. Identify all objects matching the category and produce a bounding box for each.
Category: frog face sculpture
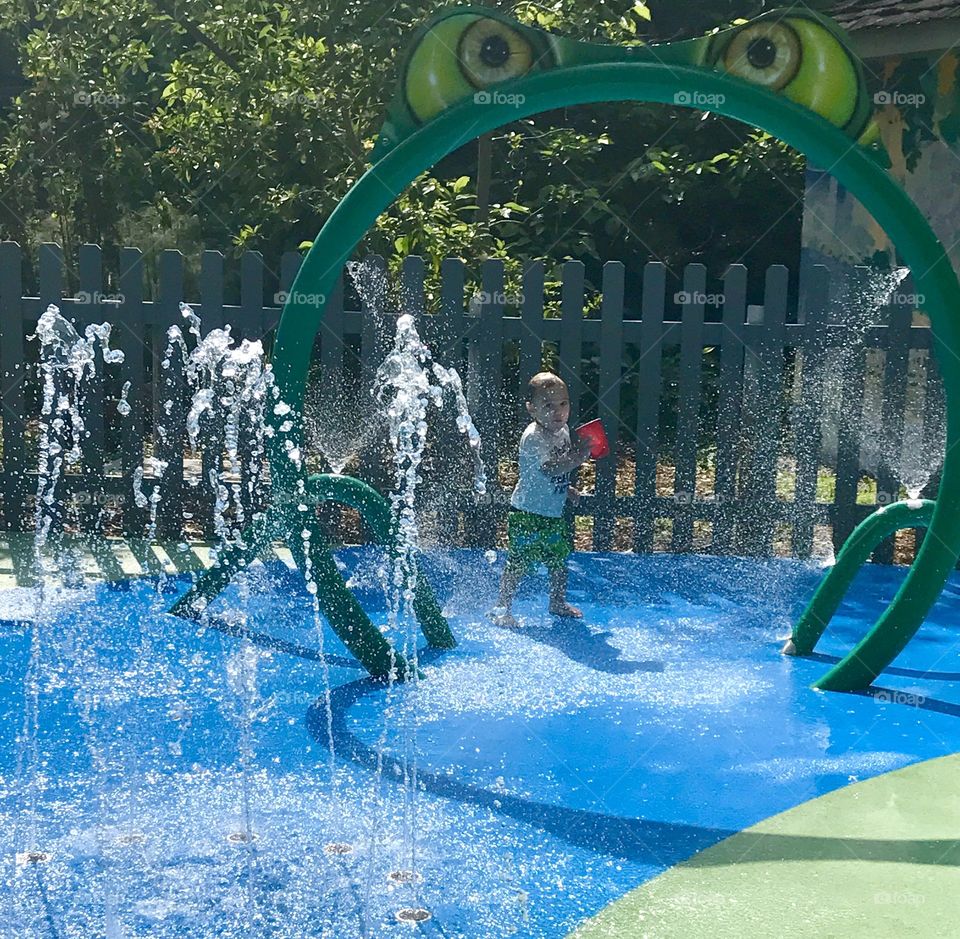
[371,6,875,162]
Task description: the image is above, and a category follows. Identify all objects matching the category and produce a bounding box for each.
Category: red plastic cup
[575,419,609,459]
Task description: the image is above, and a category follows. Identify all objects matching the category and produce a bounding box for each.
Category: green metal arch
[169,472,453,678]
[258,62,960,689]
[786,499,935,657]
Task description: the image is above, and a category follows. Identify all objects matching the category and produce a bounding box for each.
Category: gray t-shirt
[510,422,571,518]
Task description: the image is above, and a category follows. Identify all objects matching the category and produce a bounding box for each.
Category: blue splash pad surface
[0,549,958,938]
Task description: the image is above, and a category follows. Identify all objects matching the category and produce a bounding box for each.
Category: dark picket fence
[0,242,943,562]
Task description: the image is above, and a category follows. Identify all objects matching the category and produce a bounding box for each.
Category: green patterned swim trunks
[506,509,571,575]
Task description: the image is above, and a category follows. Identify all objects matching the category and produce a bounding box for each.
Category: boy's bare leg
[549,566,582,618]
[492,563,523,626]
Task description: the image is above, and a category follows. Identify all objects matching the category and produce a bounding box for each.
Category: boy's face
[527,384,570,431]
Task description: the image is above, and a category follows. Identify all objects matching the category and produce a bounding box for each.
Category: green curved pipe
[783,499,935,659]
[812,500,941,691]
[266,61,960,691]
[168,472,453,677]
[287,514,413,680]
[306,473,454,649]
[169,507,411,679]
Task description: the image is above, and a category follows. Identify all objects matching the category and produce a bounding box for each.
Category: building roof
[830,0,960,32]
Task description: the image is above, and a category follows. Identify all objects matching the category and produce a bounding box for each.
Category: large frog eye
[459,18,535,87]
[723,22,802,91]
[403,12,548,124]
[710,13,869,137]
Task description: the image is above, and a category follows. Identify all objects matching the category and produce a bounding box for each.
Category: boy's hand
[567,486,580,505]
[542,434,593,475]
[573,435,593,463]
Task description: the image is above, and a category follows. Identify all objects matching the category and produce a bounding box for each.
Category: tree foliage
[0,0,806,301]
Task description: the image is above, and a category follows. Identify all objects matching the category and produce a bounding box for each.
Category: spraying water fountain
[306,377,380,478]
[4,267,493,935]
[30,305,125,592]
[895,345,946,500]
[782,265,945,571]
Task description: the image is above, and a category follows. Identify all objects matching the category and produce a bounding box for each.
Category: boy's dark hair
[527,371,567,402]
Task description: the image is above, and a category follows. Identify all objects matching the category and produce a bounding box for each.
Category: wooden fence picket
[593,261,625,551]
[0,242,25,530]
[38,243,64,312]
[357,254,390,495]
[740,266,788,556]
[792,265,830,557]
[832,268,873,552]
[200,250,225,332]
[240,251,266,341]
[712,264,747,554]
[436,257,466,366]
[197,250,226,527]
[672,264,707,553]
[634,262,669,553]
[519,260,545,397]
[434,257,468,543]
[76,244,107,528]
[117,248,148,535]
[558,260,585,426]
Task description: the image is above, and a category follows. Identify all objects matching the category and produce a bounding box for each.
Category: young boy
[491,372,593,626]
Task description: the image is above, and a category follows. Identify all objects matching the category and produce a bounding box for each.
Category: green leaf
[452,175,470,193]
[633,2,651,21]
